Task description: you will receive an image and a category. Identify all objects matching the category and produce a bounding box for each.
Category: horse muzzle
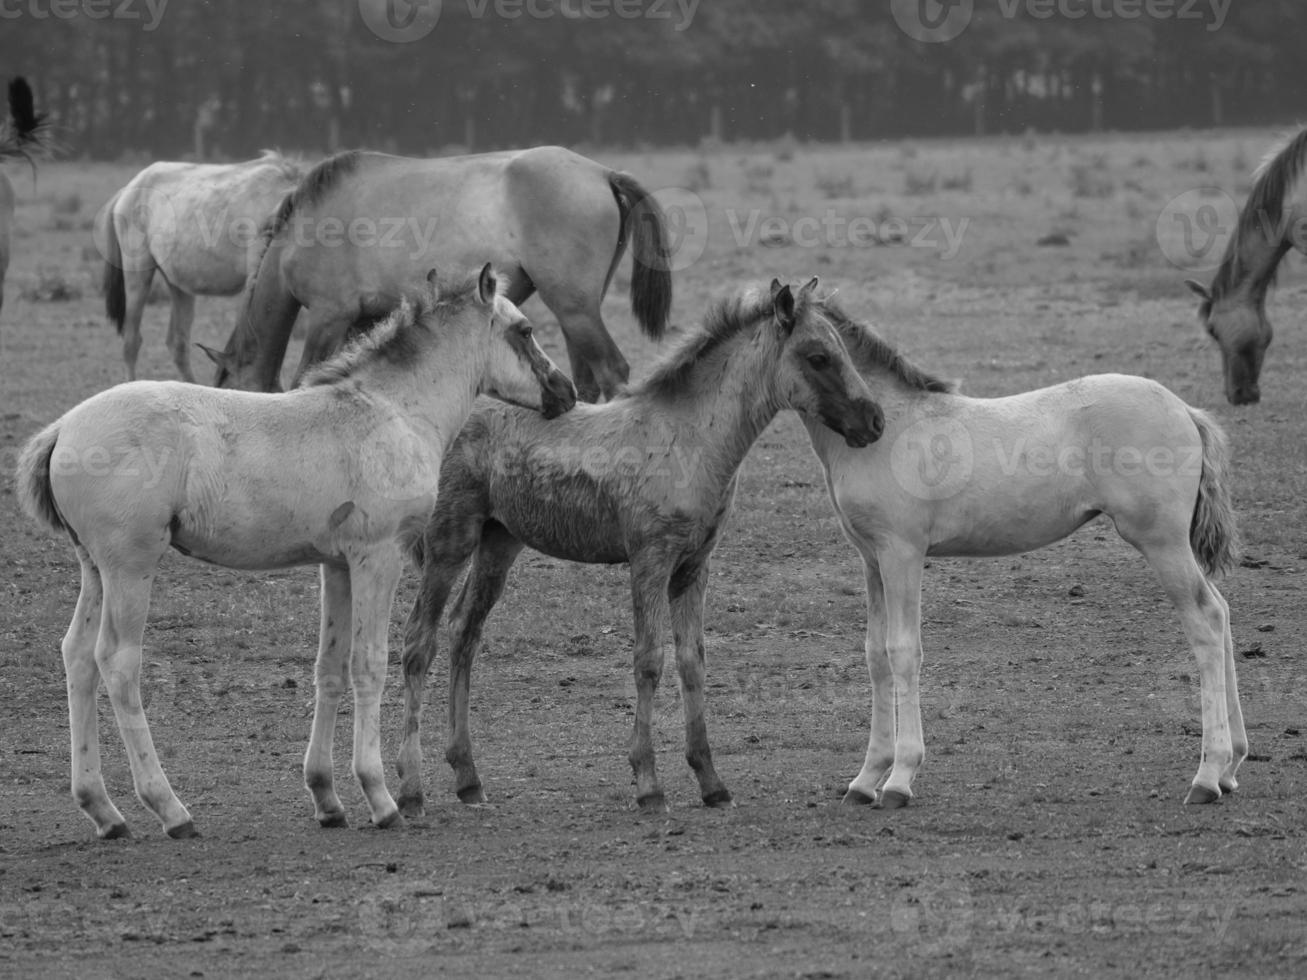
[834,398,884,449]
[1228,384,1260,406]
[542,370,578,420]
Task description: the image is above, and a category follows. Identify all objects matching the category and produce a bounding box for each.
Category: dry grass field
[2,129,1305,978]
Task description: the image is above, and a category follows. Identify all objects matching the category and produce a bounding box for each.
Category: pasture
[2,130,1305,978]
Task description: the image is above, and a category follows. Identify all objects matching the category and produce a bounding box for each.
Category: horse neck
[231,235,297,390]
[352,325,486,442]
[659,328,788,484]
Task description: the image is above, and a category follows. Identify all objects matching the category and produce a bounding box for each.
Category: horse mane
[255,148,307,183]
[637,288,780,397]
[1205,124,1307,314]
[814,297,956,394]
[265,149,364,238]
[301,274,482,387]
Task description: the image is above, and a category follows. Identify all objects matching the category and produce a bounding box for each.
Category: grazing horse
[1186,126,1307,404]
[395,278,885,815]
[803,298,1245,808]
[208,147,672,400]
[0,77,50,319]
[15,266,576,839]
[95,151,305,382]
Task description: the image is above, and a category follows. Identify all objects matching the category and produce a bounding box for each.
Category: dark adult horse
[210,147,673,400]
[1,77,51,318]
[1186,126,1307,405]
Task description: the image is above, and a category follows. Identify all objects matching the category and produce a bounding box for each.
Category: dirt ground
[2,131,1306,979]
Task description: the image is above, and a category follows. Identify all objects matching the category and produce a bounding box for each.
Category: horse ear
[774,284,796,332]
[478,263,498,305]
[769,278,783,299]
[425,268,440,305]
[197,343,231,370]
[1184,278,1211,302]
[799,276,819,297]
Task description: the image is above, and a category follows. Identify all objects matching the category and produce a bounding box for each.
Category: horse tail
[1187,407,1241,577]
[607,170,671,340]
[1,77,51,166]
[101,191,127,334]
[16,418,69,538]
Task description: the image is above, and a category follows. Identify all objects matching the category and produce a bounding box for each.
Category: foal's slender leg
[63,545,129,838]
[443,523,525,805]
[1132,537,1233,802]
[875,547,928,808]
[843,550,896,806]
[346,551,405,828]
[669,561,731,807]
[164,284,197,383]
[628,555,674,811]
[1213,586,1248,792]
[304,563,352,827]
[96,563,195,837]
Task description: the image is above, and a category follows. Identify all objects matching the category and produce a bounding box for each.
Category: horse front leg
[670,561,731,807]
[874,547,927,809]
[304,563,352,827]
[628,558,674,812]
[63,547,130,838]
[843,550,896,806]
[347,552,405,828]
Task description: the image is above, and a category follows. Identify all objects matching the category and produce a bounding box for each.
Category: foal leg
[843,551,897,806]
[346,552,405,828]
[396,507,488,815]
[444,524,525,805]
[875,548,928,809]
[63,546,130,838]
[628,557,674,812]
[304,564,352,826]
[669,561,731,807]
[1131,537,1233,803]
[96,563,195,837]
[164,284,197,383]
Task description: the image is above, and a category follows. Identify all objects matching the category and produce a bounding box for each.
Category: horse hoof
[876,789,911,810]
[702,789,733,808]
[373,810,405,830]
[318,811,349,829]
[100,822,132,840]
[1219,777,1238,794]
[1184,784,1221,805]
[397,794,426,819]
[457,785,487,805]
[166,820,200,840]
[636,792,668,814]
[841,788,878,807]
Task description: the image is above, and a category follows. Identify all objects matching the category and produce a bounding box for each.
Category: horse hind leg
[1127,528,1233,803]
[95,558,196,837]
[119,264,156,382]
[1212,585,1248,793]
[533,284,627,402]
[304,564,352,827]
[164,284,197,383]
[442,522,525,806]
[63,546,130,838]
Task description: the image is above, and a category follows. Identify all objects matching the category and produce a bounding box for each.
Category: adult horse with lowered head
[16,265,575,839]
[1186,125,1307,404]
[96,151,305,382]
[210,147,672,400]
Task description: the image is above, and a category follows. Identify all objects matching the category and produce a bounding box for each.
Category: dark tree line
[2,0,1305,160]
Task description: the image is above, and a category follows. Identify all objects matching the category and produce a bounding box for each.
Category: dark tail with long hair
[608,170,672,340]
[16,419,70,538]
[1,77,51,165]
[101,191,127,334]
[1187,407,1240,577]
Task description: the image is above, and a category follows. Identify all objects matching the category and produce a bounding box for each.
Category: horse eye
[807,352,830,370]
[518,324,533,339]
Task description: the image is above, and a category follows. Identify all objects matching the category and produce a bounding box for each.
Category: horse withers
[16,265,575,839]
[804,297,1245,808]
[95,151,305,382]
[209,147,672,400]
[396,277,884,816]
